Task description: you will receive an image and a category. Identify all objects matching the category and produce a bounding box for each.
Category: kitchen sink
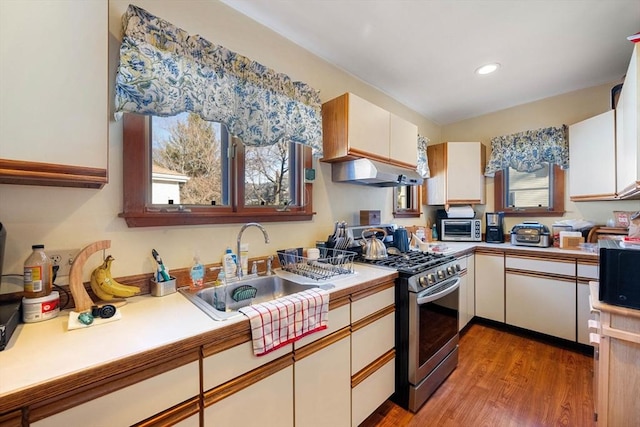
[179,274,331,321]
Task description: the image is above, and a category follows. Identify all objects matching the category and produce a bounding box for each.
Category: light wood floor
[361,322,595,427]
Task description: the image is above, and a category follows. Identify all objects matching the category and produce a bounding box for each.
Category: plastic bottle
[214,270,226,311]
[431,224,439,241]
[239,243,249,276]
[222,247,237,278]
[23,244,53,298]
[189,255,204,291]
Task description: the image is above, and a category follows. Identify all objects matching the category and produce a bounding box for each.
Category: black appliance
[599,239,640,310]
[485,212,505,243]
[354,246,461,412]
[0,222,20,351]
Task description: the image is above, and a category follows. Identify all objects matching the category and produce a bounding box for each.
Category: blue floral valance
[114,4,323,156]
[484,125,568,177]
[416,135,430,178]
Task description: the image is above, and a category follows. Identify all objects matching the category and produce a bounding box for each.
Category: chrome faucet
[236,222,270,280]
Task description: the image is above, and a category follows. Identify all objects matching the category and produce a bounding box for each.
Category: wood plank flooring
[361,322,595,427]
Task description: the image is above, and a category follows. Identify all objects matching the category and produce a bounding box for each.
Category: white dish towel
[239,288,329,356]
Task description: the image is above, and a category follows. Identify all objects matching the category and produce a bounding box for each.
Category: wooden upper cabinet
[321,93,417,166]
[616,43,640,199]
[424,141,485,206]
[389,113,418,168]
[0,0,108,189]
[569,110,617,201]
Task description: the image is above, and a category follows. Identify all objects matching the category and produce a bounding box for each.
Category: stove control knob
[437,270,445,279]
[427,273,436,284]
[455,264,461,272]
[447,266,455,275]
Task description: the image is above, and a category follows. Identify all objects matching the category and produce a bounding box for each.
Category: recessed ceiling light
[475,63,500,75]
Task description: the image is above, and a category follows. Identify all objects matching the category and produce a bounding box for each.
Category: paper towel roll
[446,205,475,218]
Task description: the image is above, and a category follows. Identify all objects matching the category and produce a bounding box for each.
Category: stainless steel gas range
[355,248,461,413]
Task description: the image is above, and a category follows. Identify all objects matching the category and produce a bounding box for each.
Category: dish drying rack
[277,248,356,280]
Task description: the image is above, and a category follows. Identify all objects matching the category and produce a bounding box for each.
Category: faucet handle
[251,260,264,275]
[266,255,274,275]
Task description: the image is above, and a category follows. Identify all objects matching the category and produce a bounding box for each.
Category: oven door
[408,277,460,385]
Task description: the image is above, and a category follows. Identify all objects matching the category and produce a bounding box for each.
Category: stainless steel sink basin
[179,274,331,321]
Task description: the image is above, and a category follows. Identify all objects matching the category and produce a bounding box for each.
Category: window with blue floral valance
[484,125,568,177]
[114,4,323,156]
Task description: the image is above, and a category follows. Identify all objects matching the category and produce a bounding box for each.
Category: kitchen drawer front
[32,361,199,427]
[294,302,350,349]
[203,342,292,391]
[351,285,395,323]
[577,262,598,280]
[506,256,575,277]
[351,355,395,427]
[351,310,395,374]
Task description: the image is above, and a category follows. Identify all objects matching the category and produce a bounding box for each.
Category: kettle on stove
[360,228,388,260]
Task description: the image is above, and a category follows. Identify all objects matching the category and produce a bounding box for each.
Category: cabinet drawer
[351,356,395,427]
[506,256,575,276]
[203,342,292,391]
[294,303,350,349]
[578,262,598,280]
[351,286,394,322]
[351,311,395,374]
[32,361,199,427]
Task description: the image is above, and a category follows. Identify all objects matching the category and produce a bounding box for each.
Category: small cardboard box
[360,210,381,225]
[560,231,584,249]
[613,211,634,228]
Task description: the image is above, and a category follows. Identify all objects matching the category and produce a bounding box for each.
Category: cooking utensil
[361,228,388,260]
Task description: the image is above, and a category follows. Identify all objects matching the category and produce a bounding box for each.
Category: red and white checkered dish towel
[238,288,329,356]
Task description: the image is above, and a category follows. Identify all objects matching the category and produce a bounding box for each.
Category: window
[121,113,314,227]
[393,185,421,218]
[494,163,565,216]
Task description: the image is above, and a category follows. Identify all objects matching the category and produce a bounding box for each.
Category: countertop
[0,242,598,407]
[0,263,396,401]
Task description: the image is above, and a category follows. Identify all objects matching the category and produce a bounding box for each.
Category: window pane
[151,113,229,206]
[506,164,550,208]
[244,141,292,206]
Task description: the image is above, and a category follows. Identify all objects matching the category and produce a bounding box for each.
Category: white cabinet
[32,360,200,427]
[425,142,485,206]
[569,110,617,200]
[350,284,396,427]
[577,261,599,346]
[0,0,108,188]
[294,303,351,427]
[390,113,419,168]
[616,43,640,199]
[505,256,576,341]
[475,252,505,322]
[321,92,418,166]
[458,254,475,330]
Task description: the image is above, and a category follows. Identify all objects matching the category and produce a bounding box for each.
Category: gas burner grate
[357,252,455,275]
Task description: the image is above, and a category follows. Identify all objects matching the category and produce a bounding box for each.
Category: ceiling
[220,0,639,125]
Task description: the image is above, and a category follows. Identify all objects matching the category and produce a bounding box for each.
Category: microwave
[440,219,482,242]
[599,239,640,310]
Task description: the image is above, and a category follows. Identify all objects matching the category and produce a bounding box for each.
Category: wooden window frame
[494,164,565,217]
[393,185,422,218]
[120,113,314,227]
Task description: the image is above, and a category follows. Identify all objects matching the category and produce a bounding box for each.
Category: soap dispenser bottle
[190,255,204,291]
[222,247,237,278]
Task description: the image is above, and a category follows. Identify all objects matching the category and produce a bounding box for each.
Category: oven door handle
[416,277,461,305]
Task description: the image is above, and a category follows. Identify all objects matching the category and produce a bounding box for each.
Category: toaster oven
[440,219,482,242]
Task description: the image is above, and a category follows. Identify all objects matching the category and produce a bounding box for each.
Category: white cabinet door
[390,113,418,167]
[351,312,395,374]
[458,255,475,331]
[0,0,108,177]
[506,273,576,341]
[466,254,476,327]
[351,357,395,427]
[295,334,351,427]
[577,281,594,345]
[203,365,294,427]
[475,253,504,322]
[447,142,485,203]
[569,110,616,200]
[616,43,640,198]
[348,93,390,160]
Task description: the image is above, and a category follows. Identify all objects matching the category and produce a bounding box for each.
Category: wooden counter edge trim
[505,268,576,283]
[350,280,395,303]
[132,397,200,427]
[474,247,506,256]
[27,351,200,422]
[351,305,395,333]
[203,353,293,407]
[294,327,351,361]
[351,349,395,388]
[0,409,21,427]
[505,253,576,264]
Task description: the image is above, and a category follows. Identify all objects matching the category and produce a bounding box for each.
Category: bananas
[90,255,141,301]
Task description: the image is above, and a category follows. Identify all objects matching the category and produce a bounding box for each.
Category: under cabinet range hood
[331,158,424,187]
